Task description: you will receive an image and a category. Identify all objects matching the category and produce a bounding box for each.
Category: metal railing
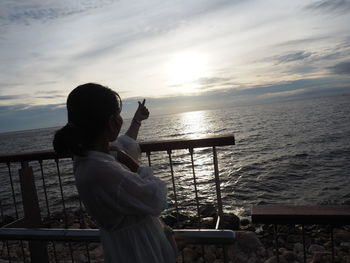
[252,205,350,263]
[0,134,235,262]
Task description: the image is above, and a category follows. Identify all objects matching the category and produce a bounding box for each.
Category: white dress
[73,135,176,263]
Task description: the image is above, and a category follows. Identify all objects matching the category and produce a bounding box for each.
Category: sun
[165,51,209,91]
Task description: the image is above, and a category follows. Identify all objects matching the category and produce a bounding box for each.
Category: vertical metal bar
[52,242,58,263]
[55,159,68,227]
[212,147,223,218]
[302,225,306,263]
[6,241,12,263]
[7,163,18,219]
[0,200,12,263]
[19,161,49,262]
[167,150,180,226]
[189,148,201,228]
[274,224,279,263]
[69,242,74,262]
[146,152,152,167]
[38,160,50,218]
[84,242,91,263]
[78,197,91,263]
[223,245,229,263]
[78,197,86,228]
[54,159,74,262]
[19,240,26,262]
[330,226,335,263]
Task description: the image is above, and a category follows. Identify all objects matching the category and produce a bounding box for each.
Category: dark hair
[53,83,121,156]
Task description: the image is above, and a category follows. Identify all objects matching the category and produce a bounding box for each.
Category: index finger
[142,99,146,106]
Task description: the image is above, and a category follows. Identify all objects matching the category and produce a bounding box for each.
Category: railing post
[19,161,49,262]
[213,146,223,219]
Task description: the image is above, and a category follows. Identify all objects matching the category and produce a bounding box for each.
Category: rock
[236,231,264,254]
[183,247,196,262]
[55,243,66,253]
[293,243,304,254]
[286,234,302,244]
[199,204,217,217]
[241,218,250,227]
[247,255,257,263]
[215,247,223,258]
[340,242,350,248]
[242,225,257,232]
[334,229,350,242]
[77,254,88,262]
[264,255,288,263]
[282,251,298,262]
[323,241,332,249]
[308,244,325,254]
[204,252,216,262]
[221,213,240,230]
[204,245,216,255]
[257,247,267,258]
[277,237,286,247]
[343,255,350,263]
[71,223,80,229]
[312,252,332,263]
[228,250,249,263]
[201,217,215,228]
[161,214,177,227]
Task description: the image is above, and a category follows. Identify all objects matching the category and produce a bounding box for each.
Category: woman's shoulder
[74,152,126,184]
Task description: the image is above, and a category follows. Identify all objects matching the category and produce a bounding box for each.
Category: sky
[0,0,350,132]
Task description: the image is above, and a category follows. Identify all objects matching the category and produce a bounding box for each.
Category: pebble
[293,242,304,254]
[312,251,332,263]
[264,255,288,263]
[308,244,325,254]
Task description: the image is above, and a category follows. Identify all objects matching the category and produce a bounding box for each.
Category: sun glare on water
[165,51,209,93]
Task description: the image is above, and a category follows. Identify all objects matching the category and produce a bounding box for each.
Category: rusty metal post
[19,161,49,262]
[212,146,223,218]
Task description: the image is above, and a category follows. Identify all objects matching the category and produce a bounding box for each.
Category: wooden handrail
[0,228,236,244]
[0,134,235,163]
[251,205,350,225]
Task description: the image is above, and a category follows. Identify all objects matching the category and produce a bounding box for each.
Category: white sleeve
[117,166,168,216]
[96,163,167,216]
[110,135,141,162]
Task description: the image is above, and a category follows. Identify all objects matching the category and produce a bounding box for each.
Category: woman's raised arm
[125,99,149,140]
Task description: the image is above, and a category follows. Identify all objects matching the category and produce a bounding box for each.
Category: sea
[0,95,350,218]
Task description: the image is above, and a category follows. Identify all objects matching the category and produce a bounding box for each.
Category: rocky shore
[0,207,349,263]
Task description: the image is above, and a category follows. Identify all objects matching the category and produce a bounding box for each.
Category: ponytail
[53,124,90,156]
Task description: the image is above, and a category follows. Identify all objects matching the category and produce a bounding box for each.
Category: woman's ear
[108,114,123,141]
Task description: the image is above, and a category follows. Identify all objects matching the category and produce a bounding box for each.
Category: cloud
[267,51,313,64]
[36,95,66,99]
[305,0,350,14]
[197,77,231,85]
[0,0,118,26]
[35,89,62,95]
[0,95,25,101]
[330,61,350,75]
[277,36,330,47]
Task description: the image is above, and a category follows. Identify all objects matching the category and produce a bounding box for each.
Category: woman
[53,83,176,263]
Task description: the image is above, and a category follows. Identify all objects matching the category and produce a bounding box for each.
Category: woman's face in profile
[110,112,123,141]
